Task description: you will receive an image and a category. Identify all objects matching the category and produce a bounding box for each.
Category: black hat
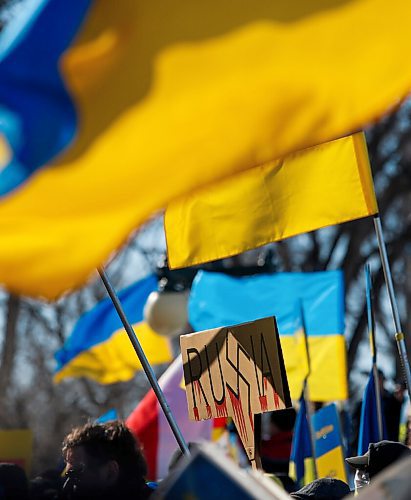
[290,478,350,499]
[346,440,411,478]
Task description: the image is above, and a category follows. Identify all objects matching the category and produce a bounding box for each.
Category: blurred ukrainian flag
[54,274,172,384]
[0,0,411,298]
[313,403,347,483]
[189,270,347,401]
[289,396,315,487]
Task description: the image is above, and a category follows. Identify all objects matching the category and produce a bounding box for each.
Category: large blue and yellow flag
[54,274,173,384]
[188,270,346,401]
[358,369,387,454]
[312,403,347,482]
[0,0,411,298]
[289,395,315,488]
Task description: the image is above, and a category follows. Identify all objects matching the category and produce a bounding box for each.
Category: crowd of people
[0,414,410,499]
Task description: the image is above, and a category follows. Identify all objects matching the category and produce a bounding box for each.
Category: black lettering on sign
[187,347,209,408]
[205,342,225,405]
[225,332,251,414]
[260,333,276,392]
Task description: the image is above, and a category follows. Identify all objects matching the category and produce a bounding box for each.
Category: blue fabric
[357,369,387,454]
[313,403,342,457]
[54,274,158,370]
[188,270,344,336]
[160,450,259,498]
[96,409,118,423]
[290,395,313,484]
[0,0,91,195]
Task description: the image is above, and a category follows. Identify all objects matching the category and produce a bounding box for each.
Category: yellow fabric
[280,335,348,401]
[294,327,310,381]
[54,323,172,384]
[0,1,408,298]
[316,446,348,483]
[165,133,377,268]
[0,430,32,475]
[289,457,316,486]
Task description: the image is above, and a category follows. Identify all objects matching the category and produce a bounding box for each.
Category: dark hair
[62,420,147,482]
[0,463,29,500]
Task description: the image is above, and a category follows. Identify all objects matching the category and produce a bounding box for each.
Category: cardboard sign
[180,317,291,461]
[312,403,347,482]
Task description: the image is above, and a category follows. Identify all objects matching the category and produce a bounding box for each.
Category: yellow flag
[0,0,404,298]
[0,430,33,475]
[165,133,377,269]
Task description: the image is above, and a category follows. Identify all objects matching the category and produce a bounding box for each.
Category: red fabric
[261,430,293,460]
[126,389,159,481]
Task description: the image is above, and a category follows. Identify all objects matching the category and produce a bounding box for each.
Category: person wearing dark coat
[62,420,153,499]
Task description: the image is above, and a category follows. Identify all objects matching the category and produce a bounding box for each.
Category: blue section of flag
[54,274,158,371]
[357,368,387,454]
[313,403,341,457]
[0,0,91,195]
[96,409,118,423]
[290,395,313,484]
[188,270,344,336]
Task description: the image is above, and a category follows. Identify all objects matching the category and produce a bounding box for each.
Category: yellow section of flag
[280,335,348,402]
[54,323,172,385]
[1,0,405,298]
[0,429,33,475]
[165,133,377,268]
[289,457,316,487]
[316,446,348,483]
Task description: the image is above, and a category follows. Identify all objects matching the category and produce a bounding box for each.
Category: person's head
[0,463,29,500]
[346,440,411,482]
[290,478,350,499]
[62,420,147,498]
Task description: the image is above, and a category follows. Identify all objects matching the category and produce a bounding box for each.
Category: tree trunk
[0,293,20,400]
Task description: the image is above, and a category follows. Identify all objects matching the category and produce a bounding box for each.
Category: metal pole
[373,215,411,401]
[365,264,384,440]
[98,268,190,457]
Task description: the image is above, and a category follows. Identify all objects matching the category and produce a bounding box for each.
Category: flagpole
[98,268,190,457]
[365,264,384,441]
[300,301,318,480]
[373,215,411,401]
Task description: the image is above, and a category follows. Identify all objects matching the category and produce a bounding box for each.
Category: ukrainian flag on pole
[312,403,347,483]
[357,369,387,454]
[54,275,172,384]
[289,395,315,487]
[0,0,410,298]
[165,133,377,269]
[189,270,346,401]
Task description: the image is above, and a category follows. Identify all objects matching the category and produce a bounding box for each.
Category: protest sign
[312,403,347,482]
[0,429,33,474]
[152,441,290,500]
[180,317,291,463]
